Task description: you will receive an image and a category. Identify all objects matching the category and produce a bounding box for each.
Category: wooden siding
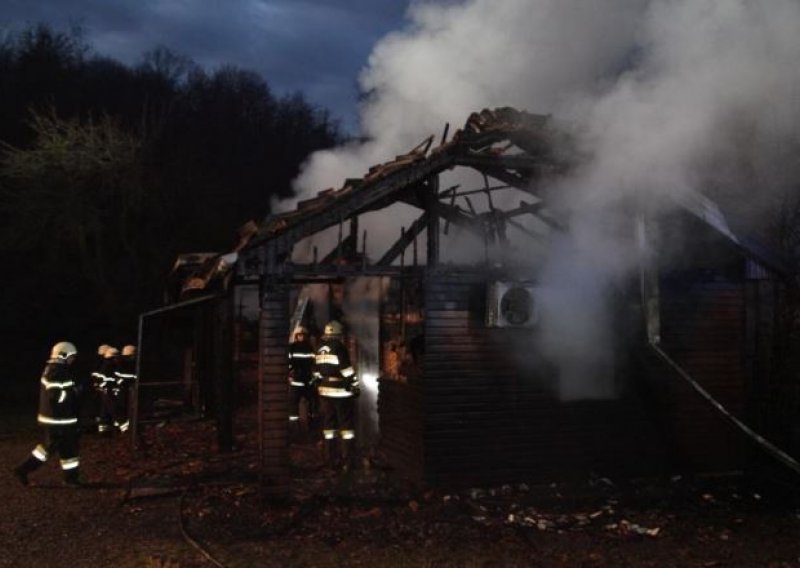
[649,279,746,471]
[259,284,290,496]
[378,380,423,480]
[421,273,666,486]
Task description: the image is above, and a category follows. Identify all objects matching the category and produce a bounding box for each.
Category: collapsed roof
[172,106,790,297]
[247,107,566,261]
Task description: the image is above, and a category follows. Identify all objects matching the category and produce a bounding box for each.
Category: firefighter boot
[12,455,43,486]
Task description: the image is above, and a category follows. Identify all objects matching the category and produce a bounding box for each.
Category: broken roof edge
[246,107,554,250]
[672,189,794,277]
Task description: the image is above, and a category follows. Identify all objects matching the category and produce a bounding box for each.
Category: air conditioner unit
[486,281,539,328]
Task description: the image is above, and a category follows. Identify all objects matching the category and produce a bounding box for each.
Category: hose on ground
[650,341,800,477]
[179,487,227,568]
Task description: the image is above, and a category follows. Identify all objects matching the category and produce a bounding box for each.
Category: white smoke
[285,0,646,211]
[283,0,800,399]
[342,277,382,447]
[537,1,800,398]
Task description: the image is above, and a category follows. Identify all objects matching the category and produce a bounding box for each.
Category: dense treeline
[0,25,343,382]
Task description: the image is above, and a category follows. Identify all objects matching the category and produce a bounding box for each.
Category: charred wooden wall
[419,273,666,486]
[745,271,797,461]
[648,278,747,472]
[258,282,290,496]
[378,379,423,480]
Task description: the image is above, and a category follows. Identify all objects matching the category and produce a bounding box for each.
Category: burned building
[137,108,796,493]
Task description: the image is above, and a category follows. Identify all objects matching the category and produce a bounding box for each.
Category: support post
[426,176,440,266]
[213,292,234,452]
[258,277,290,498]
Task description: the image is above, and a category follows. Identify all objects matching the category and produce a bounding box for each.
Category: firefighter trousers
[319,395,355,440]
[23,425,81,477]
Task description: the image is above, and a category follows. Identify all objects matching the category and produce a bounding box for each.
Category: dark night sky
[0,0,411,132]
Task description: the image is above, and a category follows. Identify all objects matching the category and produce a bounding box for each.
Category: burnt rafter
[319,233,357,264]
[377,214,428,267]
[246,107,558,262]
[393,193,479,241]
[432,202,484,238]
[452,153,546,174]
[480,166,533,192]
[270,151,454,256]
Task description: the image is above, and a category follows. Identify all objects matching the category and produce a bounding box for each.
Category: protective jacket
[90,355,105,388]
[94,358,119,392]
[314,338,358,398]
[114,355,137,387]
[37,360,80,426]
[288,340,315,386]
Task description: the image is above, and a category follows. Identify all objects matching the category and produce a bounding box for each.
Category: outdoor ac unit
[486,281,539,328]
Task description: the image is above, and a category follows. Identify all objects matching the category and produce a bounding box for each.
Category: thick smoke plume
[283,0,800,399]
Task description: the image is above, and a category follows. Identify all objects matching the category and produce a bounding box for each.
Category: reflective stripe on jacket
[114,355,137,386]
[288,340,315,385]
[314,339,357,398]
[37,361,79,426]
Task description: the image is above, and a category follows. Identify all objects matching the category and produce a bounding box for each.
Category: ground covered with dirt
[2,401,800,567]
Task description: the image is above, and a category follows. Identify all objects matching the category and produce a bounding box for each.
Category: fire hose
[179,487,227,568]
[649,341,800,477]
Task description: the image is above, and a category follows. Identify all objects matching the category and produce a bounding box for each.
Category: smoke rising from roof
[289,0,645,200]
[285,0,800,399]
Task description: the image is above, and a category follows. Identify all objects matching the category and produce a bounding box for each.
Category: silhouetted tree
[0,24,343,386]
[0,109,156,325]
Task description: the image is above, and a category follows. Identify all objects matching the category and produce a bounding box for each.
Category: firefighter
[113,344,138,434]
[288,326,316,436]
[95,346,121,434]
[314,320,359,470]
[12,341,83,487]
[83,344,111,432]
[91,344,111,382]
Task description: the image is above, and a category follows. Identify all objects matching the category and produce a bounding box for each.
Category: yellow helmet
[323,320,343,337]
[97,344,111,356]
[122,345,137,357]
[104,347,120,359]
[51,341,78,360]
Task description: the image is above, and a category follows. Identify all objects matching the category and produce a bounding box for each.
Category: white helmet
[104,347,120,359]
[51,341,78,360]
[97,344,111,356]
[323,320,343,337]
[122,345,137,357]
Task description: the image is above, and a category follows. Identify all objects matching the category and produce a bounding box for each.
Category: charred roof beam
[475,166,535,194]
[452,153,547,175]
[439,184,515,199]
[376,214,428,267]
[282,264,422,279]
[319,233,358,265]
[264,153,455,260]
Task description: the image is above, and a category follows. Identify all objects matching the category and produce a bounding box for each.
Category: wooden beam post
[213,292,235,452]
[258,277,290,499]
[426,176,440,266]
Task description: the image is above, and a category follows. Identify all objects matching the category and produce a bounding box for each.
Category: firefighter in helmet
[83,344,111,432]
[13,342,83,486]
[287,326,316,435]
[314,320,359,470]
[95,346,121,434]
[113,345,138,433]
